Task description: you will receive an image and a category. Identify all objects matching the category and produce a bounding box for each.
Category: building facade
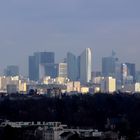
[58,63,67,78]
[102,56,116,77]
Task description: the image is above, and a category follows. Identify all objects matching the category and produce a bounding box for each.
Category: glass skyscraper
[67,52,77,81]
[102,56,116,77]
[80,48,92,83]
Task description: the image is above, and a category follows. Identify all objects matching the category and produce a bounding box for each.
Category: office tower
[80,48,92,83]
[67,52,77,81]
[29,55,39,81]
[102,57,116,77]
[28,52,55,81]
[125,63,136,83]
[4,65,19,76]
[58,63,67,78]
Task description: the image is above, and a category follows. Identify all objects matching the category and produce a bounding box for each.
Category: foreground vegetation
[0,93,140,138]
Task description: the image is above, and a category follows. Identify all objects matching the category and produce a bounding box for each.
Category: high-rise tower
[80,48,92,83]
[67,52,77,81]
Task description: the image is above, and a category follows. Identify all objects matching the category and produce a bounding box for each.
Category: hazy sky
[0,0,140,76]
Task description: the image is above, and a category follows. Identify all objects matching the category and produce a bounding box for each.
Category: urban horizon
[1,48,140,77]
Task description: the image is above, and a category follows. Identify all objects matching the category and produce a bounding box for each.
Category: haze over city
[0,0,140,75]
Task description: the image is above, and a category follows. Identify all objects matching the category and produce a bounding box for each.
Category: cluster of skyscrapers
[28,48,92,84]
[2,48,140,94]
[101,51,136,90]
[28,48,139,92]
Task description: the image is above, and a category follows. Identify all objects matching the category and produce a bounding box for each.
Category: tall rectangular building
[67,52,77,81]
[29,55,38,81]
[80,48,92,83]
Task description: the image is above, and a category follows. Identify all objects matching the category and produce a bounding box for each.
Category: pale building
[135,83,140,92]
[80,48,92,84]
[58,63,67,78]
[0,76,18,91]
[0,76,27,93]
[81,87,89,94]
[18,80,27,93]
[66,81,81,92]
[55,77,69,84]
[73,81,81,92]
[94,87,101,93]
[42,76,51,84]
[101,77,116,93]
[66,82,73,92]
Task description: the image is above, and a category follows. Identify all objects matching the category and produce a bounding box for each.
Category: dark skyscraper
[102,51,118,78]
[67,52,77,81]
[28,52,55,81]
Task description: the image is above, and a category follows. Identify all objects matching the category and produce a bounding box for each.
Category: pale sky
[0,0,140,76]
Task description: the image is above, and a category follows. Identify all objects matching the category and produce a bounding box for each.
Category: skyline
[2,49,138,78]
[1,47,140,77]
[0,0,140,75]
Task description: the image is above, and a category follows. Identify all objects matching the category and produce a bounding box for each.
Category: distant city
[0,48,139,94]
